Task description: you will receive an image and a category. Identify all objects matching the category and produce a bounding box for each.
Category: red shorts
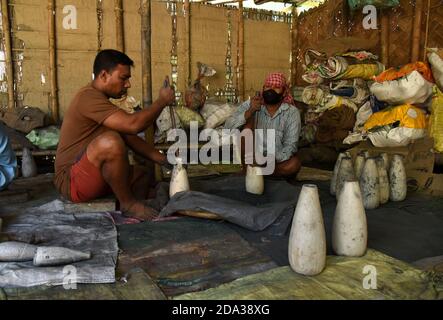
[70,152,112,203]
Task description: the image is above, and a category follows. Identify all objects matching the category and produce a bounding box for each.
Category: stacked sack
[343,59,440,148]
[295,49,383,145]
[427,49,443,153]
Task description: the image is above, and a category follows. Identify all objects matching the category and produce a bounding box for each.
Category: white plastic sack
[370,70,434,105]
[428,51,443,92]
[155,108,182,144]
[354,101,373,132]
[200,103,236,129]
[368,127,427,147]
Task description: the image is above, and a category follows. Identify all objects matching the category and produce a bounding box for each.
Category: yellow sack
[430,87,443,152]
[364,104,428,131]
[337,63,385,80]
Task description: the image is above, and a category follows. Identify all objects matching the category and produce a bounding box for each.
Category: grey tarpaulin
[157,176,301,232]
[0,200,118,288]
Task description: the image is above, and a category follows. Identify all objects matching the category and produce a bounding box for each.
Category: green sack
[26,126,60,150]
[175,106,205,129]
[347,0,400,11]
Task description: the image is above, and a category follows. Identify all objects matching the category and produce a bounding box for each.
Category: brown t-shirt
[54,84,120,200]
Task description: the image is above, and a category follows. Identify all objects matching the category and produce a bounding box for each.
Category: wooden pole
[411,0,424,62]
[237,0,244,101]
[48,0,59,122]
[115,0,125,52]
[380,9,390,67]
[1,0,15,109]
[290,6,298,87]
[184,0,191,86]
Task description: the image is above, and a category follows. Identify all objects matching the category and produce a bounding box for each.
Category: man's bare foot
[121,201,159,221]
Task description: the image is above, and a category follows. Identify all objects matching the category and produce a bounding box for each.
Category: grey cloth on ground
[156,176,301,232]
[0,200,118,288]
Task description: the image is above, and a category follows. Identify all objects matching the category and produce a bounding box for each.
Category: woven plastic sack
[175,106,205,129]
[347,0,400,11]
[374,61,434,83]
[200,103,236,129]
[428,51,443,92]
[336,63,385,80]
[430,87,443,152]
[370,70,434,105]
[364,104,428,131]
[26,126,60,150]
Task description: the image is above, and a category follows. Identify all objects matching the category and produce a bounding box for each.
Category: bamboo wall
[0,1,291,119]
[294,0,443,85]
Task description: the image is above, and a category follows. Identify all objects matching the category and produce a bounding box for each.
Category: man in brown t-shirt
[55,50,175,221]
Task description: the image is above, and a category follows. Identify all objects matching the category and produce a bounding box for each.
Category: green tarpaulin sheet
[176,250,442,300]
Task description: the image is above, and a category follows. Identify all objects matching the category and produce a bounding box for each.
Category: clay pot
[376,157,390,205]
[169,157,190,198]
[33,246,91,267]
[389,154,407,202]
[288,184,326,276]
[354,154,366,180]
[335,157,356,200]
[21,148,38,178]
[330,152,350,196]
[332,181,368,257]
[246,165,264,195]
[359,158,380,210]
[0,241,38,262]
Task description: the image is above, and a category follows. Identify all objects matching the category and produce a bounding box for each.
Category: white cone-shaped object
[380,153,390,172]
[360,150,370,159]
[376,157,390,205]
[359,158,380,210]
[0,241,38,262]
[246,165,264,195]
[169,157,190,198]
[336,157,355,200]
[332,181,367,257]
[330,152,350,196]
[21,148,38,178]
[354,154,366,179]
[33,247,91,267]
[289,184,326,276]
[389,154,407,202]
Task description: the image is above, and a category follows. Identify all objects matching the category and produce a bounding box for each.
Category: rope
[423,0,431,61]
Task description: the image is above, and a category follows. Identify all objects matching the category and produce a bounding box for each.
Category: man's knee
[88,131,127,161]
[276,155,301,176]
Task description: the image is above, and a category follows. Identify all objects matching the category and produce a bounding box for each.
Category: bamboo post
[380,9,389,67]
[184,0,191,86]
[411,0,424,62]
[115,0,125,52]
[237,0,244,101]
[290,6,298,87]
[140,0,156,179]
[48,0,59,122]
[1,0,15,109]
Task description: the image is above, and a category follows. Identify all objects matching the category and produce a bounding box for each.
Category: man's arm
[122,134,167,165]
[224,98,262,130]
[103,85,175,135]
[276,108,301,163]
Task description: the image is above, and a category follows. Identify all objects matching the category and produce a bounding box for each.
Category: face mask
[263,89,283,105]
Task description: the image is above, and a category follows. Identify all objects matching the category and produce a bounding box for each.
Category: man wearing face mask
[225,72,301,178]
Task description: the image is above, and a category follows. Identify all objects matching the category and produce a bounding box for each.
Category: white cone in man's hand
[0,241,38,262]
[169,157,190,198]
[360,158,380,210]
[33,247,91,267]
[289,184,326,276]
[389,154,407,202]
[332,181,368,257]
[246,165,264,195]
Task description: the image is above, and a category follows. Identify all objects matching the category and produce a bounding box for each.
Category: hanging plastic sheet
[347,0,400,11]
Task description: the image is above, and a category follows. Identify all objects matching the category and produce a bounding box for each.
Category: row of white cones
[289,182,367,276]
[331,151,407,210]
[0,242,91,267]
